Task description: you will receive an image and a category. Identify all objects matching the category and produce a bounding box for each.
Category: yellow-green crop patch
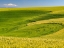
[0,37,64,48]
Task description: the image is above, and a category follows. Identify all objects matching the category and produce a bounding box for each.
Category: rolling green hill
[0,6,64,48]
[0,7,64,38]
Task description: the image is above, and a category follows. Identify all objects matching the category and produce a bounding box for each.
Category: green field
[0,6,64,48]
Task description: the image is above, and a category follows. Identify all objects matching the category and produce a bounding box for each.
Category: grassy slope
[0,6,64,38]
[1,24,63,37]
[0,6,64,48]
[41,28,64,39]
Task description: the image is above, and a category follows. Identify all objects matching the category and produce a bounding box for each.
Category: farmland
[0,37,64,48]
[0,6,64,48]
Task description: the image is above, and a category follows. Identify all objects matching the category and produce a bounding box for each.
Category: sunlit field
[0,37,64,48]
[0,6,64,48]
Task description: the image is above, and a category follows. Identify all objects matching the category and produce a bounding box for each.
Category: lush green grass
[0,7,64,38]
[0,23,63,37]
[0,10,50,22]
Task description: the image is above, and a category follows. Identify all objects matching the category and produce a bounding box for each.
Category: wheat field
[0,37,64,48]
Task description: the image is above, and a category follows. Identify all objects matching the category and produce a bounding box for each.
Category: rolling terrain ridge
[0,6,64,48]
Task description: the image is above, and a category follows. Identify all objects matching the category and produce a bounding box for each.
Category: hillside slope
[0,6,64,48]
[0,7,64,38]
